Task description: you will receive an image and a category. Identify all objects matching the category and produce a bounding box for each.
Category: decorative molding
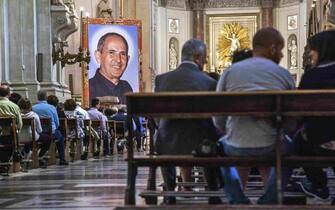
[166,0,186,9]
[260,0,274,8]
[190,0,206,10]
[276,0,300,7]
[328,0,335,26]
[205,0,260,8]
[51,3,78,43]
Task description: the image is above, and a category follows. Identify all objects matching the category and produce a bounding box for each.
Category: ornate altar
[206,14,258,72]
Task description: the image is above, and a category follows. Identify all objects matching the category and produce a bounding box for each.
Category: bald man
[213,27,295,204]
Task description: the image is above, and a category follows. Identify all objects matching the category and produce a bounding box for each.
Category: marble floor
[0,154,151,210]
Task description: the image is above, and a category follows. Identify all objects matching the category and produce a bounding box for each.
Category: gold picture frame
[81,18,142,108]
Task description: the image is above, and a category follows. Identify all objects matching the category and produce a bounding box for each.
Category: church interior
[0,0,335,209]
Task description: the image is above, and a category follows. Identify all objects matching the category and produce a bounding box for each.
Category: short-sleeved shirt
[214,57,295,148]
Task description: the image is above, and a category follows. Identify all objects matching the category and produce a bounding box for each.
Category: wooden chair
[91,119,103,157]
[66,118,81,161]
[83,119,93,158]
[21,117,39,169]
[0,116,19,175]
[40,117,56,165]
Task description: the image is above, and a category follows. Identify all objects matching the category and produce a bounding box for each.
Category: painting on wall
[168,18,180,33]
[207,14,258,72]
[81,18,142,107]
[288,15,298,30]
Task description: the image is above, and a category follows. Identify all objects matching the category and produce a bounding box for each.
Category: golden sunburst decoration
[217,23,251,66]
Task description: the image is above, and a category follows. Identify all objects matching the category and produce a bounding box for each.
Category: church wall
[274,1,307,85]
[156,6,192,75]
[136,0,152,91]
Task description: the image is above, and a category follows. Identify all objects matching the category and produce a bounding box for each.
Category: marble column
[261,0,274,28]
[192,0,206,40]
[2,0,40,99]
[0,0,4,85]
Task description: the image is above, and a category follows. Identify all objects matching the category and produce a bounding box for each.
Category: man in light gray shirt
[213,27,295,204]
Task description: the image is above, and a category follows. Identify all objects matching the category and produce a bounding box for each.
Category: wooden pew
[21,117,38,169]
[91,119,103,157]
[124,90,335,206]
[83,119,93,158]
[40,117,56,165]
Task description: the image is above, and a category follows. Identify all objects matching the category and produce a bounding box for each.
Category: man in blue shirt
[33,90,68,165]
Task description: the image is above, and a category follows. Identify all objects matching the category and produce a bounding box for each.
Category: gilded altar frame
[206,14,259,72]
[81,18,142,108]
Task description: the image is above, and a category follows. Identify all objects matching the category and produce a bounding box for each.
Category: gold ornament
[217,23,251,66]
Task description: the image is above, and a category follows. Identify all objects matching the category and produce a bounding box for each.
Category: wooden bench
[114,205,335,210]
[124,90,335,205]
[40,117,56,165]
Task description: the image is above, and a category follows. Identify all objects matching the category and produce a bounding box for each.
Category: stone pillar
[3,0,40,99]
[192,0,205,40]
[0,0,4,85]
[37,0,55,85]
[261,0,274,28]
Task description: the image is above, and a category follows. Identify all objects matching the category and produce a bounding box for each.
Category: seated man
[213,27,295,204]
[88,98,110,156]
[0,85,22,164]
[32,90,68,165]
[154,38,220,204]
[17,98,51,168]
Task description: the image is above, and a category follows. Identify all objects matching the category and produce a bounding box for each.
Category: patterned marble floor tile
[0,153,151,209]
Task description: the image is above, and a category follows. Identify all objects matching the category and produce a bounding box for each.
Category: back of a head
[207,72,220,81]
[37,90,47,101]
[64,99,76,111]
[9,93,22,104]
[104,107,118,116]
[0,85,10,97]
[18,98,32,111]
[308,30,335,65]
[91,98,100,107]
[232,49,253,64]
[181,39,206,62]
[47,95,59,107]
[252,27,284,52]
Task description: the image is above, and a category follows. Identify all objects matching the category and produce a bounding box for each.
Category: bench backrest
[40,117,52,135]
[21,117,36,142]
[0,117,17,148]
[126,90,335,118]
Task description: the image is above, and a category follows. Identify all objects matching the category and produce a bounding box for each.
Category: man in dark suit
[154,39,220,204]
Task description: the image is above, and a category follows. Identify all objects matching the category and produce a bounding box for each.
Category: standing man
[213,27,295,204]
[89,32,133,104]
[155,39,220,204]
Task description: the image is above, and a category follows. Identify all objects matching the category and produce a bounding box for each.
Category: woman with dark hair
[18,98,51,168]
[231,49,253,64]
[296,30,335,203]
